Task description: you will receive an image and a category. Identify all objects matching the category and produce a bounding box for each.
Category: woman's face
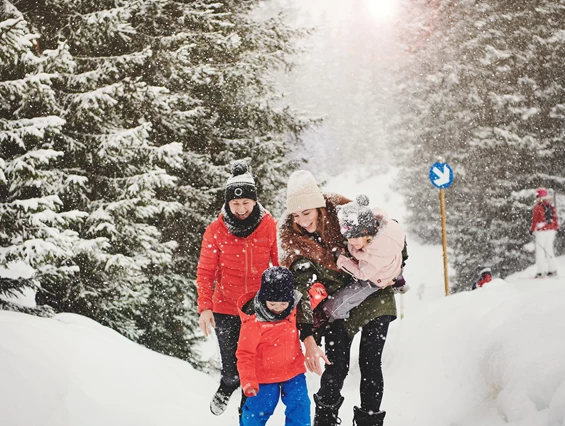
[266,301,290,314]
[228,198,256,220]
[292,209,319,233]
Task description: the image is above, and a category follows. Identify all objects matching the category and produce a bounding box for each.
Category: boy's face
[266,301,289,314]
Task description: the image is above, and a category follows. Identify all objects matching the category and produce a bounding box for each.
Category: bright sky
[365,0,400,22]
[1,169,564,426]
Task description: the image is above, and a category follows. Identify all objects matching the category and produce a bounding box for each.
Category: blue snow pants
[240,373,311,426]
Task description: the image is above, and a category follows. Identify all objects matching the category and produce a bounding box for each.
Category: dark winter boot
[313,393,344,426]
[352,406,386,426]
[209,380,239,416]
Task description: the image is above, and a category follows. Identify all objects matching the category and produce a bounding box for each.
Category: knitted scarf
[253,291,301,322]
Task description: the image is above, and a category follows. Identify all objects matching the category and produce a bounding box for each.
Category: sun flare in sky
[366,0,399,21]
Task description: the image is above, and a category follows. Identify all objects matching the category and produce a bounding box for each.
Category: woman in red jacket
[196,160,279,416]
[237,267,310,425]
[530,188,559,278]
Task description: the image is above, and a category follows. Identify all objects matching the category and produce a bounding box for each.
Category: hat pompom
[231,160,250,177]
[356,194,370,207]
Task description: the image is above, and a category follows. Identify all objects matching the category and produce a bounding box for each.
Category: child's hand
[243,383,258,397]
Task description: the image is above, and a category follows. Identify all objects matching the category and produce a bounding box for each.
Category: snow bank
[383,275,565,426]
[1,260,564,426]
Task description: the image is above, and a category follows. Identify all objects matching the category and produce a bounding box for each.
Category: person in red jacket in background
[472,266,493,290]
[196,160,279,417]
[237,266,311,426]
[530,188,559,278]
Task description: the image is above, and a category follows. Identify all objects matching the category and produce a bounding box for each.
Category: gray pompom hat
[337,194,377,239]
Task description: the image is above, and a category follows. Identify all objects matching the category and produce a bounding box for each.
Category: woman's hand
[303,335,331,375]
[198,309,215,337]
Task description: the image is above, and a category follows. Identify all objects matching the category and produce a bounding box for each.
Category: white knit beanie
[286,170,326,212]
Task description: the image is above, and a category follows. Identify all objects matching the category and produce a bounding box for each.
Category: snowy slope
[1,168,564,426]
[1,263,564,426]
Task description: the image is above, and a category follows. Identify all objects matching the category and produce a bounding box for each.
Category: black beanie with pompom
[225,160,257,202]
[258,266,295,303]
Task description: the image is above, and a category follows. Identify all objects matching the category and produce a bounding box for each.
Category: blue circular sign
[429,162,454,189]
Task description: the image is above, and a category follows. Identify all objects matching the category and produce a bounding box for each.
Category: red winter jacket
[236,292,306,396]
[476,272,492,288]
[530,201,559,233]
[196,212,279,316]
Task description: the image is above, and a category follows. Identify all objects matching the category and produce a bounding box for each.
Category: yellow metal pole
[439,189,449,296]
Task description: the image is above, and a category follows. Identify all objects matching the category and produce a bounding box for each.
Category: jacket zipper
[245,239,249,293]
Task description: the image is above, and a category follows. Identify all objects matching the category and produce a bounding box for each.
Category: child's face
[348,235,371,250]
[266,301,290,314]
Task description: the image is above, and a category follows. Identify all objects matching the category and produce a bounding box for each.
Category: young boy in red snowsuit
[236,266,310,425]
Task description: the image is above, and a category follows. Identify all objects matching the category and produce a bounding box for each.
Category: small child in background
[321,195,407,322]
[236,266,311,426]
[472,266,492,290]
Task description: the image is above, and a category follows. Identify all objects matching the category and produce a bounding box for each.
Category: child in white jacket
[321,194,406,321]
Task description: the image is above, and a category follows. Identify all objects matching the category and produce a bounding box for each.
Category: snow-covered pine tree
[457,0,565,283]
[17,0,184,342]
[18,0,312,365]
[130,0,313,363]
[392,0,478,247]
[0,1,87,312]
[393,0,565,289]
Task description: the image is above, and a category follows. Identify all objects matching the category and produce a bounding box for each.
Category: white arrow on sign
[432,165,451,186]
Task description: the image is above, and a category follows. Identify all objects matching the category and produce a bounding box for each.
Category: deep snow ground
[1,169,564,426]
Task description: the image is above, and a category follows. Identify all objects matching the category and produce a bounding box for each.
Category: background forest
[1,0,564,367]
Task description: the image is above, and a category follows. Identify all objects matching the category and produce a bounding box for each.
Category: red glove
[308,282,327,310]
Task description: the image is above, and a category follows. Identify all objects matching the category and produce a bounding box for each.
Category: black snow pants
[315,316,392,414]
